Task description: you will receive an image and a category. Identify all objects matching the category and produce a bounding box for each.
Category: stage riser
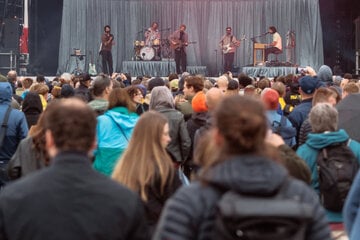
[242,66,297,78]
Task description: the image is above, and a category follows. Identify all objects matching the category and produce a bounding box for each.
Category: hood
[149,86,175,110]
[22,92,43,114]
[305,129,349,150]
[202,155,288,196]
[105,106,138,130]
[317,65,333,83]
[0,82,12,105]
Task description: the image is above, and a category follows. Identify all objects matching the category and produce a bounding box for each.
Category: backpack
[212,179,313,240]
[270,116,297,147]
[316,140,359,212]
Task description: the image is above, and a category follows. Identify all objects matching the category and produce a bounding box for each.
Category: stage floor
[242,66,297,78]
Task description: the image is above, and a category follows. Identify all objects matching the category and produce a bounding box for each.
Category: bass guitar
[222,36,246,54]
[88,50,97,76]
[170,40,197,50]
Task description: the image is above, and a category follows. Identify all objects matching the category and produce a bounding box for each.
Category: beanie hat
[317,65,333,83]
[299,76,318,95]
[192,91,208,113]
[137,84,147,98]
[170,79,179,90]
[148,77,165,91]
[261,88,279,110]
[61,84,75,98]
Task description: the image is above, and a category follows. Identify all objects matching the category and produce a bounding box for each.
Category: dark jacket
[145,171,182,235]
[0,82,28,163]
[157,107,191,163]
[0,151,149,240]
[153,155,331,240]
[298,118,312,146]
[8,136,46,179]
[288,98,312,131]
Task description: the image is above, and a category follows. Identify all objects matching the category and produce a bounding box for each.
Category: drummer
[145,22,161,46]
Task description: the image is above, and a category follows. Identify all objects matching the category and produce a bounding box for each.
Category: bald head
[217,76,228,91]
[206,87,223,111]
[7,70,17,82]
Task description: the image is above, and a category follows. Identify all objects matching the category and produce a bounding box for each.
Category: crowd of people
[0,66,360,239]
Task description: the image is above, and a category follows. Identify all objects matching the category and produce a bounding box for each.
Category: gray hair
[309,103,338,133]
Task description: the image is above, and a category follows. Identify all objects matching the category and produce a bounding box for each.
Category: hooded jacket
[150,87,191,163]
[0,82,28,163]
[153,155,331,240]
[296,129,360,222]
[93,106,138,176]
[317,65,333,85]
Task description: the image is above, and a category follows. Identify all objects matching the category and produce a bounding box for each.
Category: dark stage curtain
[58,0,324,76]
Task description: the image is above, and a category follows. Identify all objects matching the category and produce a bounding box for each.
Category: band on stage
[98,23,285,76]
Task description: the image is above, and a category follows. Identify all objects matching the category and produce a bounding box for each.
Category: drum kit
[133,38,171,61]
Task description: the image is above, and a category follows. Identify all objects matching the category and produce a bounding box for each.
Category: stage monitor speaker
[356,16,360,50]
[3,18,20,53]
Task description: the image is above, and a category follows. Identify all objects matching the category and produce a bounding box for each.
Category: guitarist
[219,27,241,73]
[169,24,189,74]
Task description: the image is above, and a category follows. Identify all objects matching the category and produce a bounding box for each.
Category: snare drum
[140,47,155,61]
[152,39,161,46]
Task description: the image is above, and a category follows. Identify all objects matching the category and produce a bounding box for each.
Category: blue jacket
[93,107,138,176]
[344,170,360,239]
[296,129,360,222]
[288,98,312,131]
[266,110,296,147]
[0,82,28,163]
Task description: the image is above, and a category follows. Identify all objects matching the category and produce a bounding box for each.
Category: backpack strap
[0,106,12,148]
[280,115,287,127]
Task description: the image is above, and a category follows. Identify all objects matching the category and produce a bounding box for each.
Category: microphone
[263,32,270,35]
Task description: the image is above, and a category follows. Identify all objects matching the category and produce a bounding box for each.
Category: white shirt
[273,32,282,50]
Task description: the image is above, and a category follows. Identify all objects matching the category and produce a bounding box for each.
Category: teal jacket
[296,129,360,223]
[93,107,139,176]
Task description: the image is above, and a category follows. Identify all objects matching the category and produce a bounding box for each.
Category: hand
[305,66,316,77]
[265,132,285,147]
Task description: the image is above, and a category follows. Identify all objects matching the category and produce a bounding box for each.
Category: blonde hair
[112,111,175,201]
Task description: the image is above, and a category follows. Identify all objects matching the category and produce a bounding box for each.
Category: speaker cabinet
[3,18,20,53]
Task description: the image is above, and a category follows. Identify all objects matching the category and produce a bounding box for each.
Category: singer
[100,25,114,75]
[265,26,282,61]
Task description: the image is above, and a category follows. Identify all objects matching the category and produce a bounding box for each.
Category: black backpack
[316,140,359,212]
[270,116,297,147]
[212,179,313,240]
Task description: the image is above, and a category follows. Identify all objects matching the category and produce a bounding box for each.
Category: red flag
[20,0,28,54]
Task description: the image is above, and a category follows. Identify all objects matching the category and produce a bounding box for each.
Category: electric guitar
[88,51,97,76]
[170,40,197,50]
[222,36,246,54]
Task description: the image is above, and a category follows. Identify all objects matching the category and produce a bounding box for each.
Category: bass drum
[140,46,155,61]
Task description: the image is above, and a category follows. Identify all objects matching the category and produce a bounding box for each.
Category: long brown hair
[112,111,175,202]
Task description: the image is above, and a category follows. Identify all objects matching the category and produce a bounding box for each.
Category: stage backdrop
[58,0,324,76]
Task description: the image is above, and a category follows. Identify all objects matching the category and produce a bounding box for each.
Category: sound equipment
[3,18,20,53]
[355,16,360,50]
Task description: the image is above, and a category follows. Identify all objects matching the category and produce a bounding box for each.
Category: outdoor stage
[121,60,208,77]
[241,66,297,78]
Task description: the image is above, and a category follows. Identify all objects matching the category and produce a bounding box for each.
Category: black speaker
[3,18,20,53]
[356,16,360,50]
